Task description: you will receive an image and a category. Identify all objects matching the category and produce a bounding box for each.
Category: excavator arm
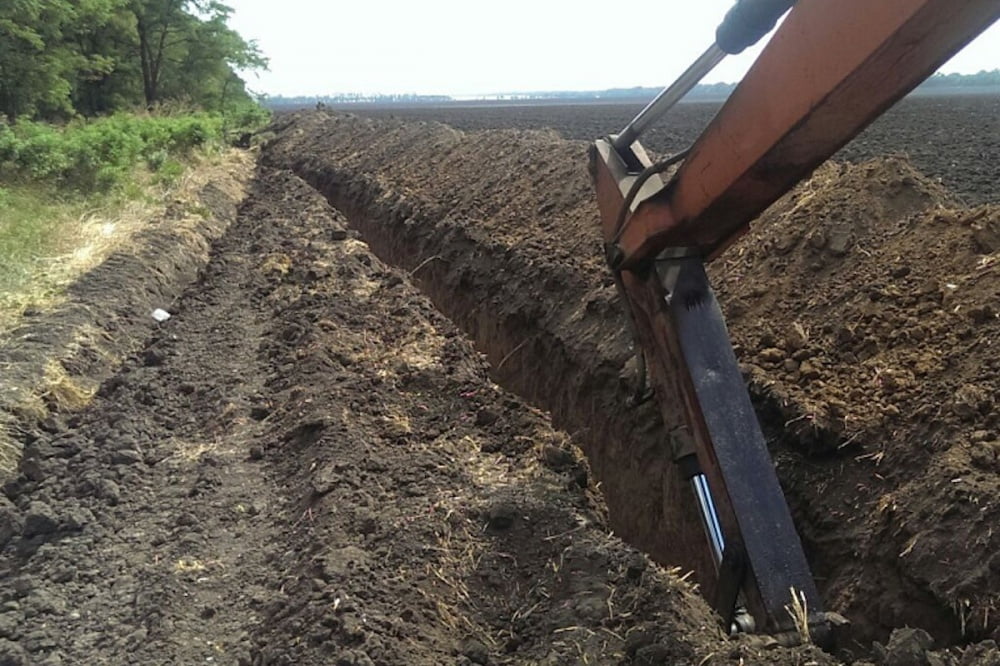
[591,0,1000,644]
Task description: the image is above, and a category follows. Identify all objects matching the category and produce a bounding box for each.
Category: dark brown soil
[713,158,1000,647]
[347,94,1000,207]
[0,166,844,665]
[262,110,1000,659]
[1,95,996,664]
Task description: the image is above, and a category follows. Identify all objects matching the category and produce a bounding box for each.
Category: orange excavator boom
[590,0,1000,644]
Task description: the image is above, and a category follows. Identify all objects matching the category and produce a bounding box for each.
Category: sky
[226,0,1000,97]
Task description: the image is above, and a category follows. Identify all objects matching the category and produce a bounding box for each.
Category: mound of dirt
[263,110,1000,650]
[0,154,252,472]
[715,157,1000,645]
[0,166,838,665]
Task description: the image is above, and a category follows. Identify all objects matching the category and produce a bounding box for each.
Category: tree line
[921,69,1000,88]
[266,70,1000,111]
[0,0,266,121]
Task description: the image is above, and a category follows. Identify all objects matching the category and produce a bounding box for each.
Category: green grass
[0,111,248,325]
[0,113,226,192]
[0,183,126,323]
[0,185,86,291]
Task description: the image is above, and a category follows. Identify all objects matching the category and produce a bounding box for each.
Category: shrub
[224,102,271,141]
[154,158,185,186]
[0,112,226,192]
[0,124,18,163]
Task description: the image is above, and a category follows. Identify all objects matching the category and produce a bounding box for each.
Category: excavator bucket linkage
[591,0,1000,645]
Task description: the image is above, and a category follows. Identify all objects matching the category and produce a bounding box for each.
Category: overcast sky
[227,0,999,97]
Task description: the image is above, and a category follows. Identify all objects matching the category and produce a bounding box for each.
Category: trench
[271,155,722,591]
[263,144,966,649]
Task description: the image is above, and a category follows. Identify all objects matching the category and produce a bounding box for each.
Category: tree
[70,0,140,116]
[129,0,265,108]
[0,0,267,121]
[0,1,76,119]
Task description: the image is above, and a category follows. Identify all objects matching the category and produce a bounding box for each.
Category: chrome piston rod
[692,472,726,565]
[693,472,755,634]
[612,43,726,153]
[611,0,797,153]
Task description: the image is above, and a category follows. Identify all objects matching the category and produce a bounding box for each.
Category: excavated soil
[0,167,845,665]
[351,94,1000,207]
[1,98,997,664]
[263,110,1000,658]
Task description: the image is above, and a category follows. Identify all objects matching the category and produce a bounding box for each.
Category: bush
[0,112,226,192]
[167,115,222,152]
[154,158,185,186]
[0,124,18,163]
[224,102,271,141]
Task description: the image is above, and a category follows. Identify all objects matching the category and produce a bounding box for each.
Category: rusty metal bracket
[593,128,832,639]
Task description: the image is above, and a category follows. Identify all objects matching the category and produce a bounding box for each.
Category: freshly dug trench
[264,116,718,597]
[263,111,1000,648]
[0,165,837,665]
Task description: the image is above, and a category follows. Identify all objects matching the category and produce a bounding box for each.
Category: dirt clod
[461,638,490,664]
[874,627,935,666]
[0,499,22,546]
[21,502,58,538]
[485,499,518,530]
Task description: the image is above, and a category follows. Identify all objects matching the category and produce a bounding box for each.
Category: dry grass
[173,558,208,573]
[784,586,812,645]
[0,148,251,331]
[0,194,155,330]
[0,149,252,474]
[39,359,96,411]
[164,437,221,463]
[0,416,19,472]
[260,252,292,275]
[0,358,97,475]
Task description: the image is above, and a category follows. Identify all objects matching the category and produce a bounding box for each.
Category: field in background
[336,93,1000,207]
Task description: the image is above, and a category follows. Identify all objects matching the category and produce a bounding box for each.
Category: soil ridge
[264,110,1000,646]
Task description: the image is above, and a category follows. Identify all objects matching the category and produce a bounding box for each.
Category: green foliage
[154,157,184,185]
[223,100,271,138]
[0,0,268,121]
[0,113,223,191]
[0,183,79,294]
